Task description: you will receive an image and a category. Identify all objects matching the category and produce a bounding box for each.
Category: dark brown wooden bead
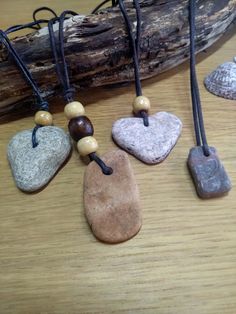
[68,116,94,141]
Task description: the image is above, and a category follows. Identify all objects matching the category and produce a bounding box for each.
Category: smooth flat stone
[112,112,182,164]
[84,150,141,244]
[187,146,232,199]
[8,126,71,192]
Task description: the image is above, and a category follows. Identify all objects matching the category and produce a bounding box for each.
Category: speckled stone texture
[8,126,71,192]
[84,150,141,244]
[188,146,232,199]
[112,112,182,164]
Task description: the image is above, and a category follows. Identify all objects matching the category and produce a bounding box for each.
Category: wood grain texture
[0,1,236,314]
[1,0,236,112]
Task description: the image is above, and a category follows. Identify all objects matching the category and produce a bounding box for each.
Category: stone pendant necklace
[187,0,232,199]
[111,0,182,164]
[48,11,142,244]
[0,24,71,192]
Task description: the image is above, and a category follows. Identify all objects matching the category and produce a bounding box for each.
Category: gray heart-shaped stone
[7,126,72,192]
[112,111,182,164]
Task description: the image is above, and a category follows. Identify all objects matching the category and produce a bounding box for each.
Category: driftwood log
[0,0,236,114]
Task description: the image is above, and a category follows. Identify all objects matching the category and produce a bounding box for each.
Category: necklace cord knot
[64,87,76,103]
[89,152,113,175]
[39,101,49,111]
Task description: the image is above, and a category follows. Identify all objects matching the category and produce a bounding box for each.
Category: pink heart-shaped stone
[112,112,182,164]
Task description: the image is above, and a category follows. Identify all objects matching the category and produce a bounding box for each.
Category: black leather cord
[33,7,58,29]
[48,11,113,175]
[119,0,142,96]
[0,20,50,148]
[189,0,210,156]
[118,0,149,127]
[89,153,113,175]
[91,0,118,14]
[6,20,46,33]
[48,11,78,103]
[0,28,47,107]
[6,7,58,34]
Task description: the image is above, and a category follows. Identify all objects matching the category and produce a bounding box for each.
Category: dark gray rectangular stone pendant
[187,146,232,199]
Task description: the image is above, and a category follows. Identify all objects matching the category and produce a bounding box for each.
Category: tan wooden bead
[64,101,85,119]
[34,111,53,126]
[77,136,98,157]
[133,96,151,114]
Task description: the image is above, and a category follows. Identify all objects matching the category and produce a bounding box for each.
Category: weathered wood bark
[0,0,236,114]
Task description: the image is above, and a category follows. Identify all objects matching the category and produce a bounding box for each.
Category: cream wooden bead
[64,101,85,119]
[77,136,98,157]
[133,96,151,114]
[34,111,53,126]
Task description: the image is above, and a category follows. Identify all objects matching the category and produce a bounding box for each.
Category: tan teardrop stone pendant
[84,150,142,244]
